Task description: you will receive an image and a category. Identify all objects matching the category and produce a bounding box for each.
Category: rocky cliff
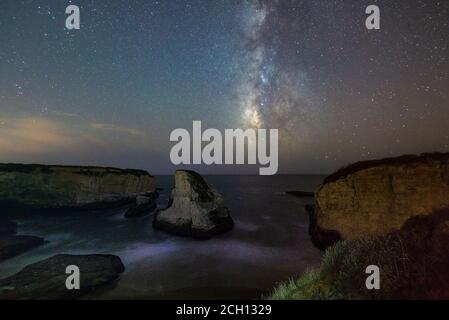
[0,163,155,210]
[153,170,233,239]
[312,152,449,249]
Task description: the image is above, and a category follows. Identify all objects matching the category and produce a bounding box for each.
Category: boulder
[0,254,125,300]
[124,193,158,218]
[0,164,155,210]
[312,152,449,249]
[153,170,233,239]
[0,235,46,262]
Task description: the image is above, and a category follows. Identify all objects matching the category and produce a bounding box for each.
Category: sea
[0,175,325,299]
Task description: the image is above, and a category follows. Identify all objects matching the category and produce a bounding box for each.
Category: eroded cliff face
[313,153,449,249]
[0,164,155,209]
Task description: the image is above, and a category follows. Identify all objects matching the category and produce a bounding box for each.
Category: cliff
[0,163,155,210]
[312,152,449,249]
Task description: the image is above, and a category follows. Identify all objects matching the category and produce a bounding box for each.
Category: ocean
[0,175,325,299]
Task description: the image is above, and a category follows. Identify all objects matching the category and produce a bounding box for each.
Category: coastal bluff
[0,163,155,210]
[312,152,449,249]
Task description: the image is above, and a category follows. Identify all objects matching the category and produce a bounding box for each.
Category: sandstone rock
[307,205,340,251]
[312,152,449,249]
[153,170,233,239]
[124,193,158,218]
[0,164,155,210]
[136,194,153,206]
[0,254,125,300]
[0,235,46,262]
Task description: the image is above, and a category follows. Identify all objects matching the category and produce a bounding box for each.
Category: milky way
[235,0,449,173]
[239,0,311,134]
[0,0,448,174]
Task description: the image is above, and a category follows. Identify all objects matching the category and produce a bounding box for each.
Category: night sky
[0,0,448,174]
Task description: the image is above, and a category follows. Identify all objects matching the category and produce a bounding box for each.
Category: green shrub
[268,270,338,300]
[268,208,449,300]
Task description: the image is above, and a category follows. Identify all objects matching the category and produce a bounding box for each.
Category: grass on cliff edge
[268,208,449,300]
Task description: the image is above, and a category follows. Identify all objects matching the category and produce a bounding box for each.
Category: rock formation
[0,220,46,262]
[312,152,449,249]
[153,170,233,239]
[124,193,158,218]
[0,254,125,299]
[0,164,155,210]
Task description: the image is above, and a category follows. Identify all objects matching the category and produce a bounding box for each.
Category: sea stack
[311,152,449,249]
[153,170,233,239]
[0,164,156,210]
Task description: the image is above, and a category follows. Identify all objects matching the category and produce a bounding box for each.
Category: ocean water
[0,175,325,299]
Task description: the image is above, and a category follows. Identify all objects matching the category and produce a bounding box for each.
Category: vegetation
[268,208,449,300]
[268,270,339,300]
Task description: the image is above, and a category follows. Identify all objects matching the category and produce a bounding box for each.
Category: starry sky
[0,0,448,174]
